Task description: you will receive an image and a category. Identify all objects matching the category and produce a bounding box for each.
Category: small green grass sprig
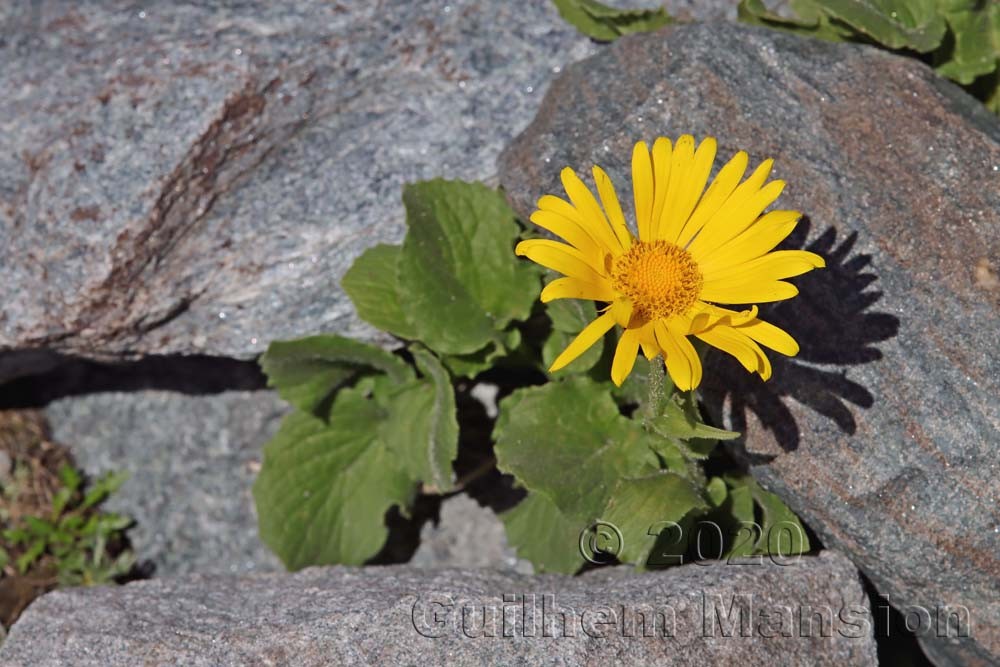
[1,464,135,588]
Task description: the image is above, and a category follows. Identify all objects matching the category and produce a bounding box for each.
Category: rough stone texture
[0,0,595,376]
[46,390,288,576]
[411,494,531,573]
[1,551,877,665]
[498,23,999,667]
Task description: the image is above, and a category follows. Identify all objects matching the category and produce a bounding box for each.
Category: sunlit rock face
[0,0,595,377]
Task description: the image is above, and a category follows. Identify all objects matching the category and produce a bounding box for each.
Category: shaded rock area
[498,22,999,667]
[45,389,288,576]
[0,0,596,379]
[410,494,531,574]
[0,551,877,666]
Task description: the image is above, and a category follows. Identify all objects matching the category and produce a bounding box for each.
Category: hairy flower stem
[644,356,666,424]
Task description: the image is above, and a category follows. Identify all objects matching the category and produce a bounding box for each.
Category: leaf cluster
[739,0,1000,113]
[0,465,134,588]
[550,0,1000,114]
[254,180,532,569]
[552,0,673,42]
[254,179,810,574]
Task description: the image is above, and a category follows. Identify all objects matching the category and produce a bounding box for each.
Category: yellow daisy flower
[515,135,825,390]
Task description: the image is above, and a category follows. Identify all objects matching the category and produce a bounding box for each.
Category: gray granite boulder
[1,551,876,665]
[411,494,531,574]
[46,390,288,576]
[498,22,999,667]
[0,0,595,377]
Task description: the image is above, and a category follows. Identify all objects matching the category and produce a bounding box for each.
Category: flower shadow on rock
[701,219,899,454]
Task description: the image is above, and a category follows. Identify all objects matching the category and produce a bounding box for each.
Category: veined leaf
[936,4,1000,84]
[398,180,539,355]
[377,347,459,493]
[738,0,856,42]
[341,244,418,340]
[812,0,947,52]
[553,0,672,42]
[501,492,585,574]
[494,377,658,523]
[600,471,708,567]
[747,477,812,556]
[260,335,413,414]
[253,384,416,569]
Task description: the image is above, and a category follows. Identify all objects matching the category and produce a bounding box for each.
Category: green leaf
[600,471,707,567]
[812,0,947,51]
[17,539,46,573]
[494,377,657,523]
[443,328,522,379]
[57,464,81,493]
[0,546,9,570]
[748,478,812,556]
[253,385,416,569]
[397,180,539,356]
[260,335,413,415]
[552,0,673,42]
[542,300,603,374]
[80,471,129,511]
[738,0,856,42]
[501,492,585,574]
[341,244,419,340]
[376,347,459,493]
[50,488,73,519]
[648,396,740,445]
[706,476,728,507]
[935,4,1000,84]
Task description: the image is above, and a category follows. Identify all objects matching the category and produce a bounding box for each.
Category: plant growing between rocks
[252,136,819,573]
[556,0,1000,115]
[0,411,135,633]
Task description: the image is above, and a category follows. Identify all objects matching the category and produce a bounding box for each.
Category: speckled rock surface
[410,494,531,573]
[46,390,288,576]
[498,22,1000,667]
[1,551,876,666]
[0,0,595,376]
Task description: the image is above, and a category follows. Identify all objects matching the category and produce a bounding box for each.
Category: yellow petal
[561,168,623,254]
[703,250,825,285]
[699,280,799,304]
[695,325,767,376]
[653,321,702,391]
[549,312,616,373]
[529,210,605,264]
[697,210,801,273]
[655,134,695,242]
[688,178,785,258]
[515,239,606,282]
[676,150,748,247]
[686,157,773,252]
[665,136,717,244]
[609,296,634,328]
[611,326,642,386]
[540,276,615,303]
[736,318,799,356]
[649,137,673,239]
[537,194,617,256]
[632,141,654,241]
[593,166,633,250]
[637,322,659,360]
[689,303,759,333]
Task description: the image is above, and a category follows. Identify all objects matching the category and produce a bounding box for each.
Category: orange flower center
[610,240,702,321]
